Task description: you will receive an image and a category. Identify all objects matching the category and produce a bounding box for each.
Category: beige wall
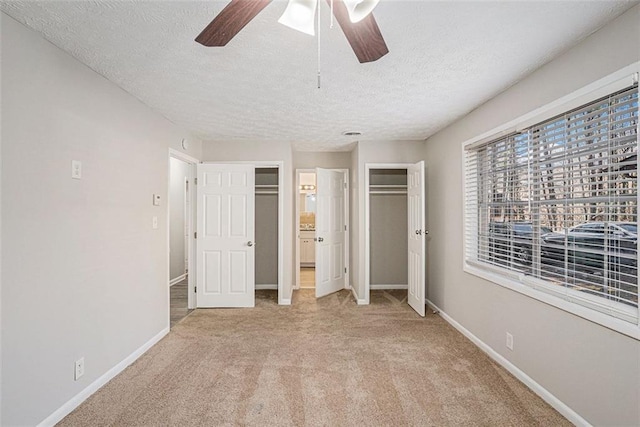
[293,151,352,169]
[1,14,202,426]
[255,193,278,285]
[370,194,408,285]
[424,6,640,426]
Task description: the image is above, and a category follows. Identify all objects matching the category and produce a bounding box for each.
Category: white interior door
[407,161,426,316]
[197,163,255,307]
[315,168,346,298]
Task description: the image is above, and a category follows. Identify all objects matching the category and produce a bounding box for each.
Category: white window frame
[462,63,640,340]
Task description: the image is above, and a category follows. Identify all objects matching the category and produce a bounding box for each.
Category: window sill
[463,261,640,341]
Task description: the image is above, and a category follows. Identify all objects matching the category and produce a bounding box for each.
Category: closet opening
[364,162,426,316]
[195,161,285,308]
[255,167,280,295]
[369,169,408,296]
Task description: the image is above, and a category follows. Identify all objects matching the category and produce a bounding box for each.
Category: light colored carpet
[59,289,569,426]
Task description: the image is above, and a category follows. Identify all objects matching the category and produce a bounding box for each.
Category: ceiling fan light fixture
[278,0,318,36]
[343,0,380,23]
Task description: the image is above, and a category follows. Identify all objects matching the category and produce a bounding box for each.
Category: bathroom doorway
[297,171,316,288]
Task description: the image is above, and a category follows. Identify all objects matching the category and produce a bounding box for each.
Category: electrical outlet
[506,332,514,351]
[74,357,85,380]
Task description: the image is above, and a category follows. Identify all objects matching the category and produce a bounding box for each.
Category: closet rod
[369,191,407,195]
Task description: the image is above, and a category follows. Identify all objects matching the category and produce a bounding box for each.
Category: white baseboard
[351,287,367,305]
[169,273,187,286]
[279,286,293,306]
[255,284,277,290]
[370,284,408,290]
[425,299,589,427]
[37,327,170,427]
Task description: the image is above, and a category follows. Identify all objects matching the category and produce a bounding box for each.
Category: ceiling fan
[195,0,389,63]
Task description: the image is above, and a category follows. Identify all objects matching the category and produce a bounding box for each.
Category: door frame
[168,149,199,311]
[294,168,350,291]
[295,168,315,289]
[202,161,285,304]
[364,162,414,305]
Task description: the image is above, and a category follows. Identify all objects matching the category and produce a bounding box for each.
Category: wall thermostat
[153,194,161,206]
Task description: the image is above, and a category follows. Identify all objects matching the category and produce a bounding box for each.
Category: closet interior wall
[369,169,408,287]
[255,168,279,288]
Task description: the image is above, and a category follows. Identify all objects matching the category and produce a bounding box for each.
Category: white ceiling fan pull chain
[317,0,321,88]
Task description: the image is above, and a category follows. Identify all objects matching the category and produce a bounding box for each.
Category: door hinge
[194,286,197,293]
[194,177,198,185]
[344,182,347,189]
[345,267,347,273]
[344,225,347,231]
[194,232,197,239]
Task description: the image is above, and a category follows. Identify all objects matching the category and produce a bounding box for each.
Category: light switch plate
[71,160,82,179]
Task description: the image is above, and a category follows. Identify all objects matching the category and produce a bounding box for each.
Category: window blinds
[465,85,639,324]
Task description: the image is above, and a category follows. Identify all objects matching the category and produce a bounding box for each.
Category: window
[464,83,639,331]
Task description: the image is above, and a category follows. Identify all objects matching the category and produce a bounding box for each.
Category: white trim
[255,284,278,290]
[460,65,640,338]
[168,148,199,165]
[168,150,198,311]
[464,263,640,340]
[462,62,639,150]
[296,168,350,293]
[341,168,351,290]
[426,300,590,427]
[295,169,315,290]
[351,287,367,305]
[169,273,187,286]
[37,327,169,427]
[370,284,408,290]
[280,297,292,305]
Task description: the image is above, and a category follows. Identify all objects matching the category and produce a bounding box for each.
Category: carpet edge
[426,299,589,427]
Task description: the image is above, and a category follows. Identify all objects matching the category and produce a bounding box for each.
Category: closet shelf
[370,191,407,195]
[369,184,407,195]
[256,184,278,195]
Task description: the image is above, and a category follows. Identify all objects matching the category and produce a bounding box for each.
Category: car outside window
[464,83,639,330]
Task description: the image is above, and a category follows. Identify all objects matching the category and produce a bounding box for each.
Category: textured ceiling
[1,1,636,151]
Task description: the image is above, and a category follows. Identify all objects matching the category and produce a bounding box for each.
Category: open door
[196,163,255,307]
[315,168,346,298]
[407,161,426,316]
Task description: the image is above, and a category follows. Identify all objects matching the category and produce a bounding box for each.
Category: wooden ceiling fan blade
[196,0,273,47]
[326,0,388,63]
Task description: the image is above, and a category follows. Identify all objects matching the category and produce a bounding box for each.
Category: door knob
[317,237,324,242]
[247,241,255,247]
[425,230,429,235]
[415,230,422,235]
